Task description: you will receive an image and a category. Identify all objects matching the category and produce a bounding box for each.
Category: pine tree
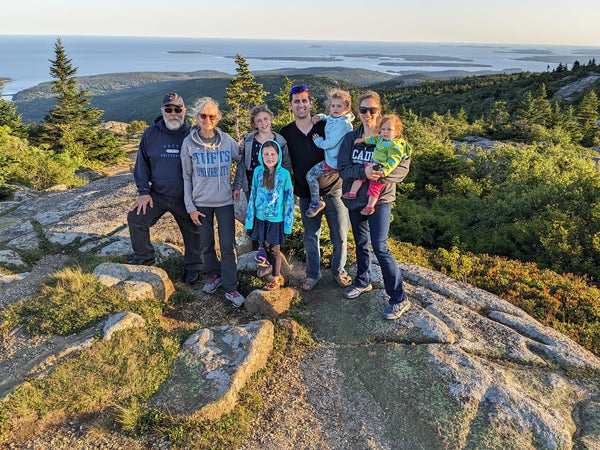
[39,37,122,163]
[578,90,600,147]
[225,54,267,141]
[272,76,294,130]
[0,94,26,137]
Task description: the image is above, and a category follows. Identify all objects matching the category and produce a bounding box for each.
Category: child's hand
[354,138,365,145]
[311,115,321,125]
[312,133,320,141]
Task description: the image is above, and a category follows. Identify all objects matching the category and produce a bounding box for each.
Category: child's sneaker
[203,274,222,293]
[342,191,357,199]
[305,200,326,217]
[254,246,268,265]
[226,290,245,307]
[360,206,375,216]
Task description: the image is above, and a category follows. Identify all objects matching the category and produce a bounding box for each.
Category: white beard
[163,114,184,130]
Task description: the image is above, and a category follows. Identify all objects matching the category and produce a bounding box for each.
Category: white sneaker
[203,274,222,293]
[226,290,245,307]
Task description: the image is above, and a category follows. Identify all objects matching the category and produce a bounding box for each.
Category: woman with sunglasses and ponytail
[337,91,411,320]
[181,97,245,307]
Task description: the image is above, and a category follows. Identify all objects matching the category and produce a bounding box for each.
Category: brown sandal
[334,273,352,287]
[264,275,283,291]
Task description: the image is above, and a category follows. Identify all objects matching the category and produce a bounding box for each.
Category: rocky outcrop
[148,320,274,420]
[93,263,175,302]
[244,287,297,317]
[554,74,600,100]
[302,264,600,449]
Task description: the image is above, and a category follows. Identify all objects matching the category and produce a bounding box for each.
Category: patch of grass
[0,327,180,444]
[0,266,165,335]
[110,322,315,447]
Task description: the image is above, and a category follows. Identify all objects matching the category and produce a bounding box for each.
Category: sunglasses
[199,113,217,120]
[163,107,183,113]
[290,85,308,94]
[359,107,379,115]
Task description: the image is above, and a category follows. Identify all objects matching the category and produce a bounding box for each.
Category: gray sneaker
[226,290,245,307]
[203,274,222,293]
[382,300,411,320]
[343,284,373,299]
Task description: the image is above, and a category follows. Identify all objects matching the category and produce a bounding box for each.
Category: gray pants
[197,204,238,292]
[306,160,333,204]
[127,191,203,270]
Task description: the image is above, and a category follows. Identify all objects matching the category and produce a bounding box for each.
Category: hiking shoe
[203,274,222,293]
[344,284,373,299]
[382,300,411,320]
[255,246,268,264]
[305,200,326,218]
[226,290,245,307]
[183,269,199,285]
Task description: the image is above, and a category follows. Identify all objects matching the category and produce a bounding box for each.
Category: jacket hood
[258,139,283,172]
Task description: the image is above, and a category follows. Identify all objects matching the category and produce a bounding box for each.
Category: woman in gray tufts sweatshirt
[181,97,245,307]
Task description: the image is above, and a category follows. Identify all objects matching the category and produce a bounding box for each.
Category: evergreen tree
[39,37,122,163]
[0,94,26,137]
[272,76,294,130]
[225,54,267,141]
[578,90,600,147]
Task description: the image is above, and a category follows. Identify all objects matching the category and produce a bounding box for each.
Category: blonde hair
[249,104,274,129]
[381,114,403,138]
[326,89,352,112]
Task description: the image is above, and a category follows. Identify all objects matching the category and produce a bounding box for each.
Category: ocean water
[1,35,600,98]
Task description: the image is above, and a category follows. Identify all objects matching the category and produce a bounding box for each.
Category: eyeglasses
[199,113,217,120]
[359,107,379,115]
[163,107,183,114]
[290,86,308,94]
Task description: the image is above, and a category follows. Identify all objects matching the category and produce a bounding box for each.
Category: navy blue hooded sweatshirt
[133,117,191,199]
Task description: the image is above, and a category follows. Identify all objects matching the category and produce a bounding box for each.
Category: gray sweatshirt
[181,126,241,212]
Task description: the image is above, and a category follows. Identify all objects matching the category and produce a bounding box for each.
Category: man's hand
[233,189,240,202]
[130,194,153,215]
[190,210,206,226]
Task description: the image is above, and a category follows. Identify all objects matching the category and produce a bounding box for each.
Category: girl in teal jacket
[245,140,294,290]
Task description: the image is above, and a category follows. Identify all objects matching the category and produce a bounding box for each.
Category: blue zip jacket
[245,140,295,234]
[133,117,191,198]
[313,112,354,169]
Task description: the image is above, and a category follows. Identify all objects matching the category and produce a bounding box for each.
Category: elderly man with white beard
[127,93,203,284]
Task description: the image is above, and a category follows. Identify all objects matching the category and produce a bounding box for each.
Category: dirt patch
[0,254,70,311]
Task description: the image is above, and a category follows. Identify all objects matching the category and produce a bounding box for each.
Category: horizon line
[1,33,600,49]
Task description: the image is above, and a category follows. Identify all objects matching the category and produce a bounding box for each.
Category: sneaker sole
[203,281,222,294]
[383,301,411,320]
[226,296,244,307]
[344,284,373,299]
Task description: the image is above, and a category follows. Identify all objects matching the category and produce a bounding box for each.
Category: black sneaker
[183,270,199,285]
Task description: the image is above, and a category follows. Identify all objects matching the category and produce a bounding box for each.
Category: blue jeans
[299,189,349,280]
[348,202,407,304]
[127,191,203,270]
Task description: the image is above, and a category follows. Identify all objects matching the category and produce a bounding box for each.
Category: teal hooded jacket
[244,140,295,234]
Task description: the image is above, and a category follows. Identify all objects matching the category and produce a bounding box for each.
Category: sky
[3,0,600,47]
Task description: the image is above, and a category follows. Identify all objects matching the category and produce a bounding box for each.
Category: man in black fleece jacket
[127,93,203,284]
